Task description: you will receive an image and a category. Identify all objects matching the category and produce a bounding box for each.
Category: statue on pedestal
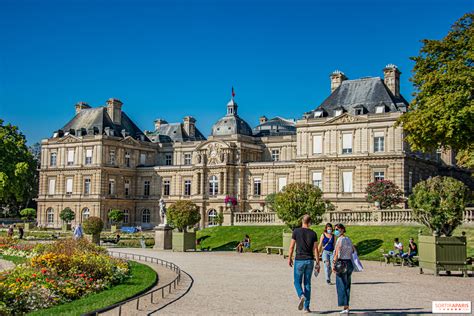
[159,198,167,226]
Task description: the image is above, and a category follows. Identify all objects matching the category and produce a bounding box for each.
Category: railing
[233,212,282,225]
[463,208,474,224]
[83,251,185,316]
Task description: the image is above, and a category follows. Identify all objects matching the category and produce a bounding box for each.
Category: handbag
[334,260,347,275]
[351,251,364,272]
[313,262,320,278]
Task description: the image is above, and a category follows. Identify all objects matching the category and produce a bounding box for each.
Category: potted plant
[59,207,75,231]
[409,176,470,276]
[19,208,36,231]
[273,183,328,257]
[366,180,404,209]
[167,200,201,252]
[82,216,104,245]
[224,195,237,208]
[108,209,124,233]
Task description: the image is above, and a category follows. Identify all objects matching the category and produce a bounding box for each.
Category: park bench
[266,246,284,255]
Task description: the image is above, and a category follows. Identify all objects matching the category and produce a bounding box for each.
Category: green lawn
[0,255,28,265]
[197,225,474,261]
[28,261,157,316]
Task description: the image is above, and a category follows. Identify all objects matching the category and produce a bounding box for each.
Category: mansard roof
[58,107,149,141]
[146,122,206,143]
[253,116,296,137]
[211,99,253,137]
[305,77,408,118]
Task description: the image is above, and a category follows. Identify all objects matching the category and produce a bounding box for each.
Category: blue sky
[0,0,471,144]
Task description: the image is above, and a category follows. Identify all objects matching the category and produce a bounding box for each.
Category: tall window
[124,180,130,196]
[312,172,322,190]
[271,149,280,162]
[209,175,218,196]
[143,180,150,196]
[66,178,73,195]
[48,178,56,195]
[84,178,91,195]
[140,153,146,165]
[125,152,131,167]
[342,133,353,154]
[67,149,74,165]
[374,132,385,152]
[253,178,262,196]
[184,153,192,165]
[108,179,115,195]
[408,171,413,192]
[82,208,90,221]
[374,171,385,181]
[342,171,353,193]
[47,208,54,224]
[208,209,217,226]
[278,177,287,192]
[123,209,129,224]
[109,150,116,165]
[50,152,57,166]
[165,154,172,166]
[85,148,93,165]
[142,209,151,223]
[184,180,191,196]
[163,180,170,196]
[313,135,322,154]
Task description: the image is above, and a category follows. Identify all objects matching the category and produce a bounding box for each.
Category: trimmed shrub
[366,180,404,209]
[108,209,124,224]
[19,208,36,221]
[167,200,201,232]
[59,207,75,223]
[82,216,104,235]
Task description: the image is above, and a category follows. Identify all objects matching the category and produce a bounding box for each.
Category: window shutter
[66,178,73,193]
[313,135,322,154]
[342,133,352,149]
[49,179,56,194]
[312,172,322,181]
[374,131,384,138]
[67,150,74,163]
[278,177,287,192]
[342,171,353,193]
[86,149,93,158]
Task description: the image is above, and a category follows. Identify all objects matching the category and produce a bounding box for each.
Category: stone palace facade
[36,65,470,228]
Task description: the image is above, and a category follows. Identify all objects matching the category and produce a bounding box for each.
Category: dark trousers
[336,259,354,306]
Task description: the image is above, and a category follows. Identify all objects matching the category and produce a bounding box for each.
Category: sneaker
[298,295,305,311]
[339,309,349,314]
[304,308,312,313]
[326,279,331,285]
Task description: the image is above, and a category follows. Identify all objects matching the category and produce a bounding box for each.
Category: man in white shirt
[394,238,404,255]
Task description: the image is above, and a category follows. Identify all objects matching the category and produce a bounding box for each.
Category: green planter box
[62,223,71,232]
[24,222,33,231]
[418,235,469,276]
[282,231,292,258]
[111,225,118,233]
[172,231,196,252]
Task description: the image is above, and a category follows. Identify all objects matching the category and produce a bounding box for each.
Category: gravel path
[0,259,15,272]
[117,248,473,315]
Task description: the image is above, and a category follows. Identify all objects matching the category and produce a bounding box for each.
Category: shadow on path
[317,307,429,315]
[352,281,400,285]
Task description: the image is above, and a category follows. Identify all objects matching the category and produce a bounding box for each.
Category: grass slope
[28,261,157,316]
[1,255,27,265]
[197,225,474,261]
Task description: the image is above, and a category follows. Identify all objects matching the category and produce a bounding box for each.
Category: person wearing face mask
[318,223,335,284]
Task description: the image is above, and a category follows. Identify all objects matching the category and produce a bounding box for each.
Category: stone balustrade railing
[233,212,283,225]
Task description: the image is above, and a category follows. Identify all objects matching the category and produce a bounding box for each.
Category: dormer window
[375,105,385,114]
[314,110,323,118]
[355,109,362,115]
[335,109,343,116]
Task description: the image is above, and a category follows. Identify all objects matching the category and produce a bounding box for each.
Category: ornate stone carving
[207,143,221,165]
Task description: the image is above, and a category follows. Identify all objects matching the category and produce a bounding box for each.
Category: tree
[0,119,37,215]
[108,209,124,224]
[167,200,201,232]
[365,180,405,209]
[19,208,36,221]
[273,183,327,230]
[83,216,104,235]
[409,176,469,236]
[265,193,277,211]
[59,207,75,223]
[396,13,474,169]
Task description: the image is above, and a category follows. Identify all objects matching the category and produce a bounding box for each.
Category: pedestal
[154,225,172,250]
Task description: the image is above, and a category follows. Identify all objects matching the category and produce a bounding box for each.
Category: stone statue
[159,198,167,226]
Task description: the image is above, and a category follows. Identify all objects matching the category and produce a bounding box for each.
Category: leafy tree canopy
[83,216,104,235]
[108,209,124,224]
[19,208,36,221]
[366,180,405,209]
[167,200,201,232]
[396,13,474,168]
[60,207,75,223]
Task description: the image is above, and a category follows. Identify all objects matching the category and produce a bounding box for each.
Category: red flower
[32,274,37,277]
[41,268,48,274]
[16,278,20,282]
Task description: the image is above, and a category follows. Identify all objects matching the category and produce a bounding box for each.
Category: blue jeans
[293,259,314,309]
[322,250,334,282]
[336,259,354,307]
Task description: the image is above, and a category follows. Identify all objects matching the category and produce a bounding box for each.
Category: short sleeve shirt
[292,228,318,260]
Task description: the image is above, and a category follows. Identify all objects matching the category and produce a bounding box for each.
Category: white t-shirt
[394,242,403,251]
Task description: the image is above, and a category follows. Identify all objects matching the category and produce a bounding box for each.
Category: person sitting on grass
[236,235,251,253]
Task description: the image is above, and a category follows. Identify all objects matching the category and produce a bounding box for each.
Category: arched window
[46,208,54,224]
[209,175,219,196]
[208,209,217,226]
[123,209,129,224]
[142,209,151,223]
[82,208,90,221]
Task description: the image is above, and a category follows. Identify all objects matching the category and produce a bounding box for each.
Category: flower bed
[0,239,130,315]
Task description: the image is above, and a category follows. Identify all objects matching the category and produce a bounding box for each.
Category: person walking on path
[7,225,13,238]
[288,215,320,313]
[318,223,335,284]
[73,223,83,240]
[332,223,355,314]
[18,226,24,239]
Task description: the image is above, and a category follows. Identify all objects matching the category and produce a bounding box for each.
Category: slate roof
[305,77,408,118]
[59,107,149,141]
[211,99,253,137]
[253,116,296,137]
[146,123,206,143]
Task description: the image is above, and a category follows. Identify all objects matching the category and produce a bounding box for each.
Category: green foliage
[82,216,104,235]
[108,209,124,224]
[396,13,474,168]
[265,193,277,211]
[59,207,75,223]
[19,208,36,221]
[409,176,469,236]
[167,200,201,232]
[273,183,327,230]
[0,119,37,214]
[365,180,405,209]
[216,211,224,226]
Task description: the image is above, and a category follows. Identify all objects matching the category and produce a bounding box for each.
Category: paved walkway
[0,259,15,272]
[117,248,473,315]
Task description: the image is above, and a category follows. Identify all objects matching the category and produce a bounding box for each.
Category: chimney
[259,116,268,124]
[383,64,401,97]
[106,98,123,124]
[154,118,167,130]
[183,116,196,138]
[330,70,347,93]
[75,102,91,114]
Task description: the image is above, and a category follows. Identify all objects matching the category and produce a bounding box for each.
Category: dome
[211,99,253,137]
